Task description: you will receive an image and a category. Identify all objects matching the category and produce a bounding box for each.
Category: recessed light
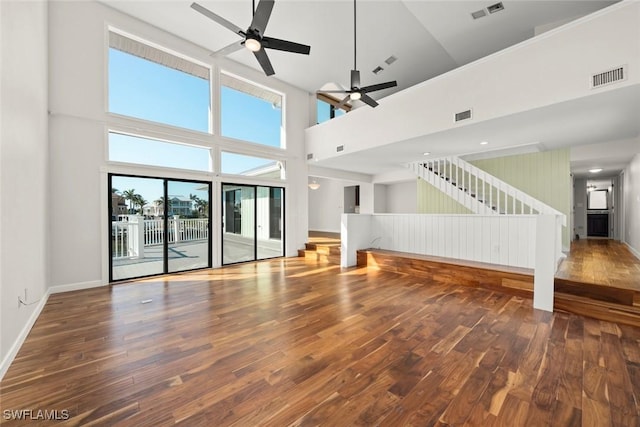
[480,141,489,145]
[589,168,603,173]
[423,152,431,156]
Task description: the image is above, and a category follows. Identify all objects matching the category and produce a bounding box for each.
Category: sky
[108,48,284,204]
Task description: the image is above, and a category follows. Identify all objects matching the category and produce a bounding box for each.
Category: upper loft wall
[305,1,639,162]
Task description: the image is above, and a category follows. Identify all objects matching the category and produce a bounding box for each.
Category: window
[221,73,283,148]
[316,94,348,124]
[108,31,211,133]
[109,132,211,172]
[221,151,284,180]
[588,189,608,210]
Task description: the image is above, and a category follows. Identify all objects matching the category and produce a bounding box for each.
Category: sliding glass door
[222,184,284,265]
[109,174,211,282]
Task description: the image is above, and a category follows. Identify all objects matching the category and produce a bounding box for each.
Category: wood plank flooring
[2,257,640,426]
[556,239,640,292]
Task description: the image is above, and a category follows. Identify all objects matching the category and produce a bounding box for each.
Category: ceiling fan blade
[360,93,379,108]
[211,41,244,58]
[337,95,351,109]
[250,0,275,35]
[262,36,310,55]
[191,3,244,36]
[360,80,398,93]
[253,48,275,76]
[350,70,360,88]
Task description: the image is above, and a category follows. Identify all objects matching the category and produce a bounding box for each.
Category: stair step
[299,249,340,264]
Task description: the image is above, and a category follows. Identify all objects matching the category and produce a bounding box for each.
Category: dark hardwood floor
[1,257,639,426]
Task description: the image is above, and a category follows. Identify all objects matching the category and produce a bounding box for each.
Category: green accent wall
[416,149,571,248]
[417,178,473,214]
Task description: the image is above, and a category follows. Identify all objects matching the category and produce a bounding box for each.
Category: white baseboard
[0,289,51,381]
[625,242,640,261]
[0,279,105,380]
[49,280,105,294]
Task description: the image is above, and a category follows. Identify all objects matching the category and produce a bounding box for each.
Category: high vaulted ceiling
[101,0,637,179]
[102,0,617,98]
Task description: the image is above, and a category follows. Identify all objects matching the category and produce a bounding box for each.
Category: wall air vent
[487,2,504,14]
[591,65,626,89]
[307,153,314,160]
[454,109,472,122]
[471,9,486,19]
[336,145,344,152]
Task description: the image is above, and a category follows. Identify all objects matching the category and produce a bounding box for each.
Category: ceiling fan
[317,0,397,108]
[191,0,311,77]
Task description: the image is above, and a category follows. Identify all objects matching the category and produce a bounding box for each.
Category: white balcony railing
[112,216,209,259]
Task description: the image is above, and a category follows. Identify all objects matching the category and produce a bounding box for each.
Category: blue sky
[108,48,283,203]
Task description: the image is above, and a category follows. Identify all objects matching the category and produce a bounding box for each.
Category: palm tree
[154,196,171,217]
[195,198,208,218]
[122,189,136,214]
[133,194,147,215]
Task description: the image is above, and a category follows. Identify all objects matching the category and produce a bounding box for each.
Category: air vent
[336,145,344,152]
[384,55,397,65]
[454,109,472,122]
[591,65,626,89]
[372,66,384,75]
[487,2,504,14]
[307,153,314,160]
[471,9,486,19]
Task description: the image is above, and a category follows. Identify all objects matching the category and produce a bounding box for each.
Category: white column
[127,215,145,259]
[173,215,180,243]
[341,214,372,267]
[534,214,557,312]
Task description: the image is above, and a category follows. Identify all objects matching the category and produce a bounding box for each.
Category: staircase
[298,233,341,264]
[408,156,566,225]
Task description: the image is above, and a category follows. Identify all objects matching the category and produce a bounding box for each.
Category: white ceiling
[101,0,637,178]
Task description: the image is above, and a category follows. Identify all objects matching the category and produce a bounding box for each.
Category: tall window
[108,31,211,133]
[221,73,283,148]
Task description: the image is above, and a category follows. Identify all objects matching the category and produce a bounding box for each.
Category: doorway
[221,184,284,265]
[109,174,212,282]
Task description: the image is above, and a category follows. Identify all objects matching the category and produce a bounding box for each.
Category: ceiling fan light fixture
[245,37,261,52]
[350,92,362,101]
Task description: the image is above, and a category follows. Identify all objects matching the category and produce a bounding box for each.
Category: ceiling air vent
[307,153,314,160]
[487,2,504,14]
[336,145,344,152]
[372,66,384,75]
[454,109,472,123]
[471,9,486,20]
[591,65,626,89]
[385,55,397,65]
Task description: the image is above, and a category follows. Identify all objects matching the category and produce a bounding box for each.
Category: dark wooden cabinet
[587,213,608,237]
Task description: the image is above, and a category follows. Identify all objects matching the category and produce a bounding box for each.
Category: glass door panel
[257,186,284,260]
[167,180,211,273]
[110,175,165,281]
[222,184,256,264]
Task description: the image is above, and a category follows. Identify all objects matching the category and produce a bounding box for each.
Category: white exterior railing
[407,157,566,226]
[111,216,209,259]
[341,213,564,312]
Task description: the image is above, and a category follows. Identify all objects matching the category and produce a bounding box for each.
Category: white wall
[374,184,387,213]
[47,1,310,291]
[385,181,417,213]
[308,177,344,233]
[624,147,640,258]
[573,178,587,239]
[0,0,49,376]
